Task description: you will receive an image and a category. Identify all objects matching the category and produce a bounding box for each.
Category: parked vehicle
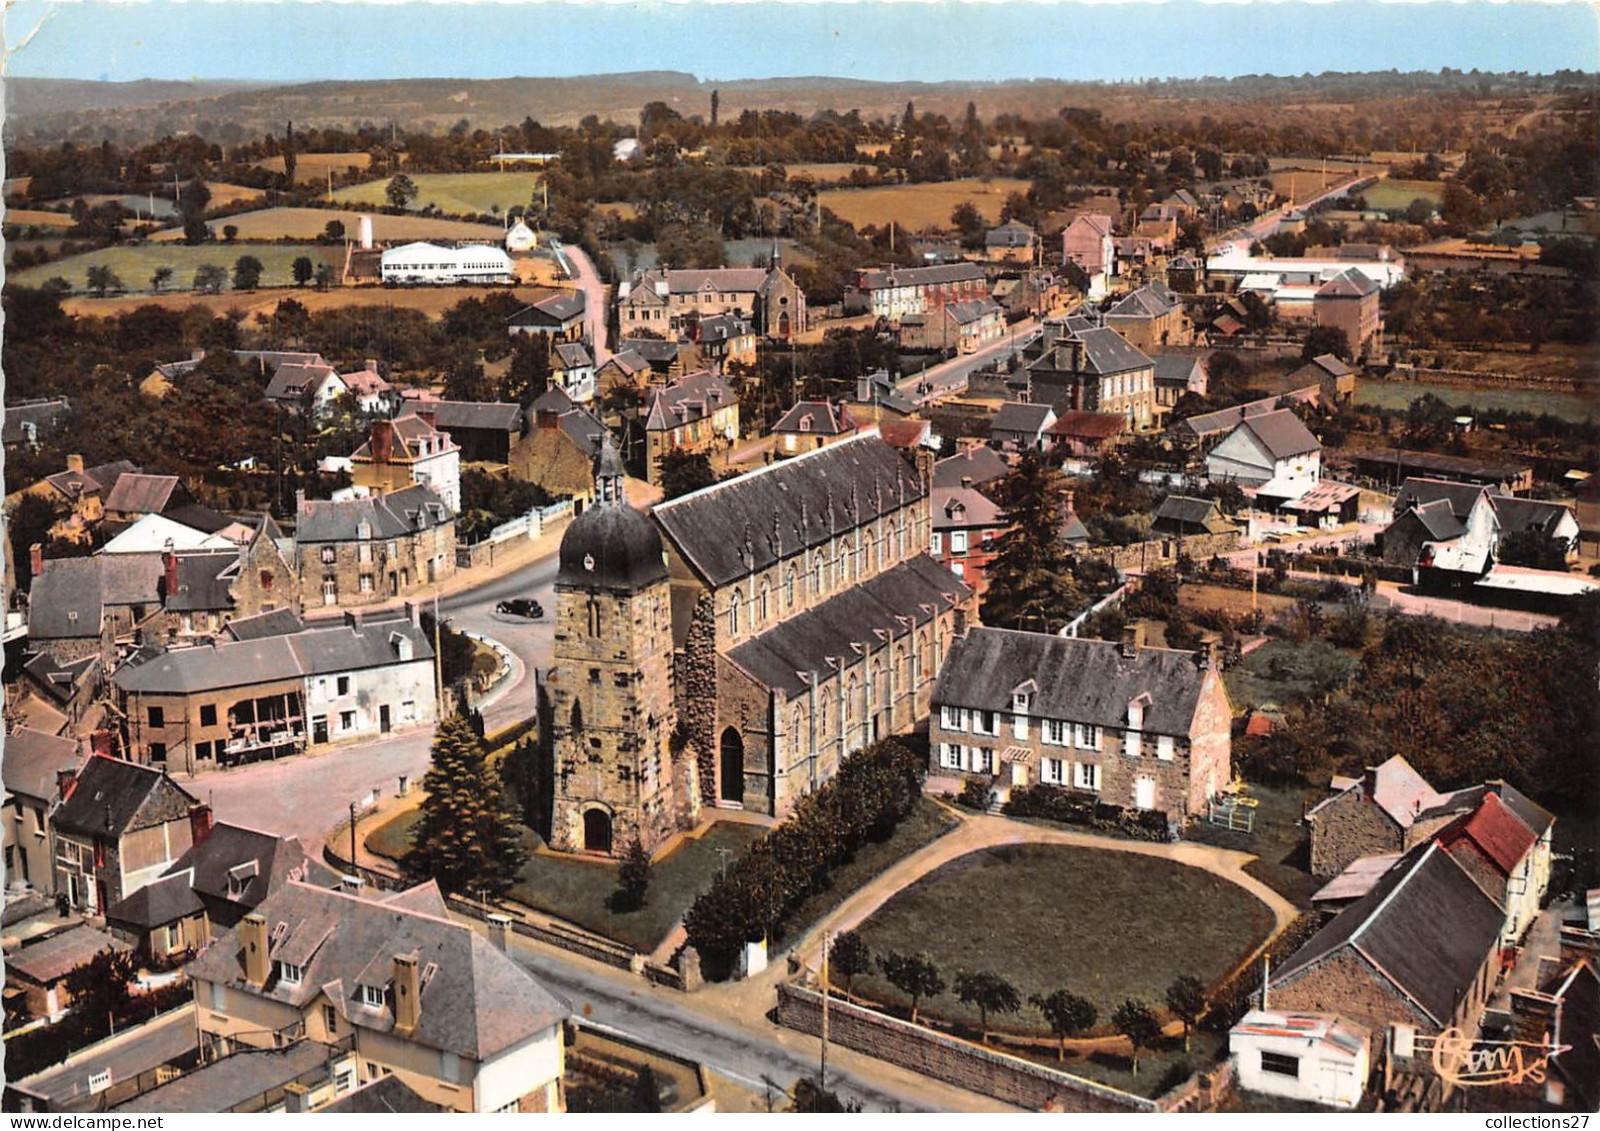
[496,598,544,618]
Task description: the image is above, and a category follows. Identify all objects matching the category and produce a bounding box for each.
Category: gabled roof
[1316,268,1379,298]
[1395,476,1487,520]
[187,881,569,1060]
[105,871,206,929]
[265,362,341,402]
[619,337,682,365]
[772,400,856,437]
[1152,354,1204,389]
[696,313,754,345]
[665,267,768,294]
[3,397,71,445]
[1107,282,1181,320]
[985,220,1036,248]
[420,400,523,434]
[27,558,107,639]
[53,755,199,840]
[1304,353,1356,380]
[165,823,338,910]
[223,608,307,641]
[1238,409,1320,461]
[1435,791,1539,878]
[103,473,181,516]
[642,371,735,432]
[44,459,138,502]
[943,297,1002,325]
[931,486,1004,530]
[1491,494,1576,539]
[508,290,586,326]
[553,342,593,370]
[1273,843,1505,1028]
[1532,958,1600,1110]
[876,419,933,449]
[1406,497,1468,542]
[653,431,924,589]
[599,348,649,377]
[1050,410,1126,440]
[295,485,453,543]
[341,367,392,398]
[1030,326,1153,377]
[855,262,986,291]
[1064,213,1114,238]
[992,402,1055,436]
[2,727,81,802]
[934,627,1213,735]
[163,550,238,612]
[112,1040,332,1114]
[7,924,131,985]
[933,446,1009,489]
[1152,494,1232,532]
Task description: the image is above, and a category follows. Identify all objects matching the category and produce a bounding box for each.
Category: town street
[560,240,611,365]
[896,317,1040,405]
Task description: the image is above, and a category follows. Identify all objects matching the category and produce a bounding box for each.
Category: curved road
[559,240,611,365]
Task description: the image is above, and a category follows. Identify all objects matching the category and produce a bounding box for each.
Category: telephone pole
[819,931,831,1093]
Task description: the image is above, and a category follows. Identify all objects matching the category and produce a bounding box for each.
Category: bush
[1201,911,1325,1032]
[1003,785,1171,841]
[956,778,991,810]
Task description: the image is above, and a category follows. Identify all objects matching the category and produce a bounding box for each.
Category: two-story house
[506,291,587,344]
[641,371,739,484]
[929,627,1232,823]
[294,486,456,609]
[1380,478,1502,587]
[929,485,1006,596]
[186,879,570,1112]
[691,313,758,370]
[770,400,858,458]
[3,728,80,893]
[844,263,989,322]
[551,343,597,403]
[1062,214,1116,300]
[1024,324,1158,431]
[1314,268,1381,357]
[989,402,1056,453]
[1205,409,1322,508]
[50,755,204,914]
[1103,282,1193,353]
[899,298,1005,355]
[349,414,462,515]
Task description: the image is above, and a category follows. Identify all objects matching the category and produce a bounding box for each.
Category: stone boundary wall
[775,983,1155,1112]
[1079,530,1240,572]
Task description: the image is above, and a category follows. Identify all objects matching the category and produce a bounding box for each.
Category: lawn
[1356,379,1598,424]
[330,172,544,217]
[148,207,505,243]
[1361,179,1444,212]
[1221,638,1359,713]
[848,844,1275,1035]
[817,177,1031,230]
[1187,781,1324,908]
[11,243,344,294]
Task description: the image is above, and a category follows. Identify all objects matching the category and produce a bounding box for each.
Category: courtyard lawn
[817,177,1031,230]
[1187,781,1325,909]
[849,844,1275,1035]
[1356,379,1598,425]
[10,242,344,294]
[330,172,544,217]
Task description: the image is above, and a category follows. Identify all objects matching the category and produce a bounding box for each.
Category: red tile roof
[1437,791,1538,876]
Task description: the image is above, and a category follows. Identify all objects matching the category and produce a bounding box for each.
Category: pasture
[1361,179,1445,212]
[817,176,1031,230]
[148,207,505,243]
[256,152,375,183]
[12,243,343,294]
[330,172,544,217]
[1356,378,1598,423]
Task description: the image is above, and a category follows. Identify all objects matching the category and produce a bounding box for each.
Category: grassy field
[4,209,77,229]
[1222,638,1361,713]
[257,152,375,183]
[1361,179,1444,211]
[850,844,1275,1033]
[818,177,1031,230]
[148,207,505,243]
[734,162,868,184]
[59,282,558,319]
[1268,168,1357,201]
[330,172,544,217]
[1357,378,1598,423]
[12,243,345,294]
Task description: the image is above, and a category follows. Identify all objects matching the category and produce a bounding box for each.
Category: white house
[1205,409,1321,506]
[551,342,596,404]
[1230,1010,1370,1110]
[380,242,514,285]
[101,512,243,554]
[504,219,538,253]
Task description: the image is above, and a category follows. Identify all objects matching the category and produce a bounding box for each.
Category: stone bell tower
[546,435,691,856]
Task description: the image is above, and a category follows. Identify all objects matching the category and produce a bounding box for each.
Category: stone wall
[1269,950,1432,1034]
[675,593,720,808]
[775,983,1154,1113]
[1078,530,1240,573]
[1308,789,1402,878]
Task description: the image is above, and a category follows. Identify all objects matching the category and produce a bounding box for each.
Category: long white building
[380,242,515,285]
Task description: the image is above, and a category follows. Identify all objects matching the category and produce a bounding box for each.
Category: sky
[4,0,1597,85]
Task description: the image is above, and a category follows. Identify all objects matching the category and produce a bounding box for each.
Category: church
[546,429,975,856]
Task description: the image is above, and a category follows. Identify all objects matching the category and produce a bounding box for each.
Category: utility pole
[349,800,359,871]
[819,931,831,1093]
[433,584,445,716]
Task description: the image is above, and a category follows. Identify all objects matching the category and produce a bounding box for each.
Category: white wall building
[504,219,538,253]
[1230,1010,1370,1109]
[1206,408,1322,504]
[380,242,514,285]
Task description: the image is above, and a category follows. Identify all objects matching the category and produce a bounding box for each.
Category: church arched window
[587,597,602,637]
[759,580,771,624]
[729,589,742,637]
[786,566,797,609]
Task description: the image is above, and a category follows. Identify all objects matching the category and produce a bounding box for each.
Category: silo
[359,214,374,249]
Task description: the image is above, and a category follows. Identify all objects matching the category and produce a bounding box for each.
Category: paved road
[561,240,610,364]
[201,549,558,847]
[896,318,1040,405]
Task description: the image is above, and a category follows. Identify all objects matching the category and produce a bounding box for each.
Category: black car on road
[496,598,544,619]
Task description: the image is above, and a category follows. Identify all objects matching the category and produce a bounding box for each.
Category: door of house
[1134,777,1156,811]
[1010,762,1028,787]
[312,717,329,744]
[379,705,391,734]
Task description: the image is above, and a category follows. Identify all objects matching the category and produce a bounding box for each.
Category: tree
[292,256,315,287]
[877,950,944,1024]
[657,447,716,500]
[1030,989,1097,1062]
[1111,999,1162,1075]
[791,1077,861,1113]
[950,201,986,249]
[954,970,1021,1043]
[502,335,552,405]
[313,263,334,291]
[409,713,528,897]
[709,88,720,127]
[613,837,652,912]
[386,173,419,209]
[232,255,265,292]
[442,351,493,402]
[85,265,123,297]
[6,492,67,588]
[322,219,346,244]
[1165,975,1206,1051]
[981,455,1082,633]
[64,947,136,1026]
[150,266,174,293]
[222,224,239,243]
[179,176,211,245]
[1302,325,1352,362]
[828,931,872,999]
[1498,529,1571,571]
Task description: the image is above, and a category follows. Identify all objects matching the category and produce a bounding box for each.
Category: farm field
[4,209,77,229]
[58,282,559,320]
[733,162,870,184]
[12,243,344,294]
[817,176,1031,230]
[1361,179,1445,211]
[148,207,505,243]
[257,151,374,183]
[1268,168,1359,201]
[330,172,543,216]
[1356,378,1598,423]
[200,182,269,208]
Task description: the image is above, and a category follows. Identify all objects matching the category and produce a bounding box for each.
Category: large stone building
[641,371,739,485]
[294,486,456,609]
[617,260,808,341]
[350,414,462,515]
[544,437,698,856]
[653,430,974,819]
[1024,321,1158,431]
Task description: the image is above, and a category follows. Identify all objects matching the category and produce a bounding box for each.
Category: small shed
[6,925,132,1021]
[1230,1009,1370,1110]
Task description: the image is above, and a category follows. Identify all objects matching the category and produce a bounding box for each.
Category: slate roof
[856,262,986,291]
[187,881,569,1060]
[1152,495,1233,533]
[1173,396,1281,440]
[44,460,137,502]
[265,362,340,402]
[114,615,434,695]
[1394,477,1487,519]
[2,727,81,802]
[3,398,71,446]
[653,432,925,588]
[599,348,649,378]
[985,221,1036,249]
[1538,959,1600,1110]
[113,1039,333,1113]
[1107,282,1181,319]
[223,608,307,641]
[1152,354,1204,389]
[642,371,735,432]
[1407,498,1467,541]
[7,925,131,985]
[1032,326,1152,377]
[553,342,593,369]
[165,505,239,535]
[317,1074,444,1114]
[933,446,1009,490]
[28,558,106,640]
[1491,494,1575,539]
[1238,409,1320,460]
[421,400,523,435]
[295,485,453,543]
[106,871,206,929]
[1317,268,1379,298]
[102,473,181,516]
[944,298,1001,325]
[934,627,1212,735]
[53,755,199,839]
[342,367,393,398]
[163,551,239,612]
[992,402,1055,436]
[724,555,970,697]
[162,823,338,912]
[932,486,1004,530]
[696,313,754,345]
[21,652,99,707]
[772,401,856,436]
[619,337,682,365]
[1273,842,1505,1028]
[508,290,586,327]
[666,267,768,294]
[876,419,932,449]
[1416,782,1555,837]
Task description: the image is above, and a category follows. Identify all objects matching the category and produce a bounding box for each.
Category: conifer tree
[410,713,527,897]
[980,454,1082,633]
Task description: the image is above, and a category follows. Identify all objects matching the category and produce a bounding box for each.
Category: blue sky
[6,1,1596,84]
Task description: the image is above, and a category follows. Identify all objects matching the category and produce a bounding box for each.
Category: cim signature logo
[1427,1028,1570,1088]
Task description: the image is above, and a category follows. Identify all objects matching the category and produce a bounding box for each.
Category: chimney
[163,550,180,599]
[1062,488,1075,514]
[344,610,362,631]
[1508,988,1560,1048]
[281,1083,311,1114]
[1362,767,1379,800]
[365,358,379,374]
[295,490,308,517]
[189,803,214,847]
[1120,620,1145,658]
[66,453,84,473]
[487,913,512,953]
[370,419,395,465]
[961,476,973,489]
[1260,953,1270,1010]
[241,912,271,987]
[29,543,44,579]
[392,954,421,1036]
[56,766,79,802]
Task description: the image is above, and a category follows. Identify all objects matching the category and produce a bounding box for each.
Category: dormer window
[355,983,386,1009]
[277,961,304,986]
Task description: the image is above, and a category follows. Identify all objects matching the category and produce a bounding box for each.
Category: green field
[11,243,345,294]
[1357,378,1598,423]
[330,172,544,217]
[1361,179,1445,212]
[148,207,505,244]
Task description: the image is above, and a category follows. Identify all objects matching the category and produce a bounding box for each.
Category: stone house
[1206,409,1321,507]
[691,313,758,369]
[1151,355,1207,421]
[1502,942,1600,1112]
[1024,323,1158,432]
[1150,495,1236,539]
[1062,215,1116,300]
[1289,353,1358,405]
[641,371,739,484]
[186,879,570,1112]
[1049,411,1127,458]
[1314,269,1381,357]
[294,486,456,610]
[1305,755,1451,878]
[844,263,989,321]
[930,485,1006,596]
[411,401,523,464]
[551,342,596,404]
[594,349,653,404]
[618,262,808,340]
[506,290,587,344]
[11,456,139,545]
[984,220,1038,264]
[507,394,605,509]
[1433,790,1552,948]
[1104,283,1192,353]
[770,400,859,459]
[899,298,1005,355]
[1379,478,1501,584]
[929,626,1232,822]
[990,402,1056,453]
[50,754,203,914]
[113,609,437,775]
[653,431,974,818]
[350,414,462,515]
[26,551,166,667]
[3,727,81,893]
[1269,842,1505,1042]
